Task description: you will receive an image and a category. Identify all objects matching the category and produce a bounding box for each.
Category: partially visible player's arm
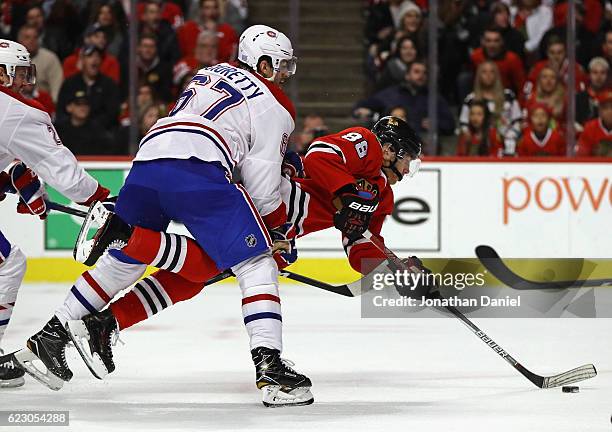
[240,104,292,229]
[344,212,387,274]
[4,109,108,205]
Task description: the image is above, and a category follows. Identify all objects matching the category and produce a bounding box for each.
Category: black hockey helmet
[372,116,422,159]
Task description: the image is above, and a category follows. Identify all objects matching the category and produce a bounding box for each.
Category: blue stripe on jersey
[70,286,96,314]
[0,230,11,260]
[243,312,282,325]
[139,128,234,170]
[0,319,9,326]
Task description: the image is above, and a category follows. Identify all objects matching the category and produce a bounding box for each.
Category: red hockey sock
[111,270,208,330]
[122,227,220,283]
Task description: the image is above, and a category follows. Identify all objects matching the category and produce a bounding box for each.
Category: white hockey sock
[0,245,26,346]
[233,254,282,351]
[55,252,146,325]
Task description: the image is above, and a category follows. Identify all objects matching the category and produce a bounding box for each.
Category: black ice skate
[74,201,133,266]
[66,309,118,379]
[14,316,72,391]
[0,349,25,388]
[251,347,314,407]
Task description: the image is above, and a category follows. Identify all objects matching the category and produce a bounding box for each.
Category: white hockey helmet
[0,39,36,87]
[238,25,296,80]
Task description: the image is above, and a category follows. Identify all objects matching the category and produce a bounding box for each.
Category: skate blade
[13,349,64,391]
[261,385,314,408]
[74,201,111,264]
[0,376,25,388]
[66,320,109,380]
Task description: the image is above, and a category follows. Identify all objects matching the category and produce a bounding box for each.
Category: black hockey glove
[333,187,380,242]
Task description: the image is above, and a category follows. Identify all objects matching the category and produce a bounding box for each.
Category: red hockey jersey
[286,127,394,273]
[576,118,612,157]
[517,127,566,156]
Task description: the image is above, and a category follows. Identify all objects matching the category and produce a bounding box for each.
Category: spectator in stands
[601,30,612,84]
[21,83,56,117]
[524,66,566,127]
[122,35,173,103]
[223,0,249,34]
[518,103,565,156]
[388,106,408,122]
[173,30,219,90]
[354,60,455,137]
[56,44,120,129]
[23,5,72,61]
[63,23,121,84]
[524,37,587,100]
[511,0,552,61]
[294,114,329,155]
[576,57,610,125]
[376,36,419,90]
[54,89,115,155]
[139,0,180,65]
[576,90,612,157]
[91,3,125,57]
[490,2,526,61]
[138,0,184,30]
[460,61,522,155]
[17,24,63,103]
[456,100,503,156]
[118,83,161,128]
[116,102,165,151]
[470,26,525,96]
[383,2,426,54]
[366,0,415,45]
[177,0,238,62]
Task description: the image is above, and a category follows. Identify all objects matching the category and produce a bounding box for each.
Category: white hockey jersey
[134,63,295,227]
[0,86,99,203]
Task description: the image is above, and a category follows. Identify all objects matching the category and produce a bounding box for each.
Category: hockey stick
[45,200,88,218]
[358,230,597,389]
[476,245,612,290]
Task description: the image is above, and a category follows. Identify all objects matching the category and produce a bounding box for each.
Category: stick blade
[541,364,597,388]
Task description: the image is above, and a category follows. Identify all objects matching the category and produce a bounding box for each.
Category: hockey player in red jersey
[0,39,109,388]
[62,116,424,389]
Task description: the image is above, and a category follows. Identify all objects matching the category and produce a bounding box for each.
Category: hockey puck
[562,386,579,393]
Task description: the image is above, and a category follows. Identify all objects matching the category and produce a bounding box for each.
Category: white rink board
[0,160,610,258]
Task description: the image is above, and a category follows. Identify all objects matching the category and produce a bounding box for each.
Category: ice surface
[2,282,611,432]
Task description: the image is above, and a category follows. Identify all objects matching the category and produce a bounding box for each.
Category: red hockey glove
[79,184,110,207]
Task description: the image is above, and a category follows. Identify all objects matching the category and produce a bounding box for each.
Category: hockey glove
[2,162,48,218]
[269,223,293,254]
[273,238,298,269]
[333,187,379,242]
[282,150,305,178]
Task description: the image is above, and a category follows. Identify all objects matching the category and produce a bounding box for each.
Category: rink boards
[0,158,610,282]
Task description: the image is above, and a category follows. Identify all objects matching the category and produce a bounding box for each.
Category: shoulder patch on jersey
[0,85,48,114]
[250,72,296,120]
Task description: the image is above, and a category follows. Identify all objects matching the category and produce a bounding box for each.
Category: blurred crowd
[352,0,612,157]
[0,0,247,155]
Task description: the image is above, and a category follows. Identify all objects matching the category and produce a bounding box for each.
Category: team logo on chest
[245,234,258,248]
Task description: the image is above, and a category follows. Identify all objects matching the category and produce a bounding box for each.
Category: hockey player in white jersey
[10,25,313,407]
[0,39,109,388]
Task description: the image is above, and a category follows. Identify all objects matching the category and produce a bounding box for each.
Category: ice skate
[252,347,314,407]
[14,316,72,391]
[0,348,25,388]
[66,309,118,380]
[74,201,133,266]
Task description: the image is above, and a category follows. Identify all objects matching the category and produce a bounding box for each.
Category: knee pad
[0,246,27,303]
[232,253,279,293]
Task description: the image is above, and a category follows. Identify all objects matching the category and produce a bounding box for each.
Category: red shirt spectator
[554,0,602,34]
[62,24,121,84]
[177,0,238,61]
[576,91,612,157]
[63,49,120,84]
[518,103,565,156]
[456,100,503,156]
[471,27,525,95]
[525,38,587,93]
[523,66,566,127]
[173,30,220,86]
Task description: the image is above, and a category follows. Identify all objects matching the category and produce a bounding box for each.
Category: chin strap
[383,160,404,182]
